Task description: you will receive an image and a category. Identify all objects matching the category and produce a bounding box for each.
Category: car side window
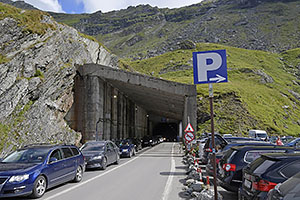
[71,147,80,155]
[62,148,73,158]
[49,149,62,161]
[107,143,113,151]
[108,142,115,150]
[280,160,300,178]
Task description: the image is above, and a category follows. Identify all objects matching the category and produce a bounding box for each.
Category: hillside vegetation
[126,43,300,136]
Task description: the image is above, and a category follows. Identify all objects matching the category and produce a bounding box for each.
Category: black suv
[217,145,296,192]
[241,153,300,200]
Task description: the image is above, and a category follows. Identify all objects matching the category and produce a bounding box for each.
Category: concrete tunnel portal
[66,64,197,143]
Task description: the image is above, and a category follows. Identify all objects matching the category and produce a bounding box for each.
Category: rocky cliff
[0,3,118,156]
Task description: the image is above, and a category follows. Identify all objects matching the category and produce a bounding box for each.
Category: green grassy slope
[127,43,300,136]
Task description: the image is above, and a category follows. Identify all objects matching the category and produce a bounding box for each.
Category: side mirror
[49,157,58,163]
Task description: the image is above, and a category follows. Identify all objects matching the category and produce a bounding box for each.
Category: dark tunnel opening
[152,122,179,142]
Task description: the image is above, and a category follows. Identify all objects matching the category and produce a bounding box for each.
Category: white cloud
[12,0,64,13]
[77,0,202,13]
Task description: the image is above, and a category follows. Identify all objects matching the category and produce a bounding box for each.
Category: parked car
[141,136,153,147]
[284,137,300,148]
[224,137,260,143]
[217,145,294,192]
[267,171,300,200]
[249,129,269,141]
[131,138,143,152]
[119,139,136,158]
[240,152,300,200]
[202,134,228,164]
[206,141,274,176]
[223,134,233,137]
[0,144,84,199]
[81,140,119,170]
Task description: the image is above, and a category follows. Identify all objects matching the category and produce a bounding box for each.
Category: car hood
[0,163,39,175]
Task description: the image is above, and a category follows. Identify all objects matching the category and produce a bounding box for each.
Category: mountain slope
[50,0,300,60]
[126,43,300,136]
[0,3,117,156]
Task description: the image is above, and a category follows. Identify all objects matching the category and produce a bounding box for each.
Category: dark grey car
[81,141,120,170]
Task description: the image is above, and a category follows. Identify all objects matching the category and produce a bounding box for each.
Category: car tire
[101,157,107,170]
[30,175,47,199]
[115,154,120,165]
[73,166,83,183]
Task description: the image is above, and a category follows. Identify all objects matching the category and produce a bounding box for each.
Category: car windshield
[120,141,130,146]
[257,133,267,138]
[81,144,105,152]
[2,148,49,163]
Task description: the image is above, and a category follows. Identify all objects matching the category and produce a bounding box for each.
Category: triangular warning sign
[184,123,194,132]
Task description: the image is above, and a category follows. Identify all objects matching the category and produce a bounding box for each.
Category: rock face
[0,7,118,156]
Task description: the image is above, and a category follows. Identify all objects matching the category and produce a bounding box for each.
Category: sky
[12,0,202,14]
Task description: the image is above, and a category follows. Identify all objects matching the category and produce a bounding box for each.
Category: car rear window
[253,159,275,175]
[244,150,286,163]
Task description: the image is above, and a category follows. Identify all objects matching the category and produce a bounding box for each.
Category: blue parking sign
[193,50,227,84]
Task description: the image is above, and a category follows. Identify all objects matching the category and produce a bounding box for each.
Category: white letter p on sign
[197,52,222,82]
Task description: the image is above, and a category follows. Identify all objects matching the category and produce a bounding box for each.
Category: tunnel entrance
[152,122,179,142]
[67,64,197,142]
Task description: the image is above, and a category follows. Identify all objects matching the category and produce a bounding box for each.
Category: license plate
[244,179,252,189]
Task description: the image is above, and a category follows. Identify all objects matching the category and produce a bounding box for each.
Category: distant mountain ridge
[0,0,37,10]
[2,0,300,60]
[48,0,300,59]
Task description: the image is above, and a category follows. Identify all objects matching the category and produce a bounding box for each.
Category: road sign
[184,123,194,132]
[193,50,227,84]
[184,132,195,142]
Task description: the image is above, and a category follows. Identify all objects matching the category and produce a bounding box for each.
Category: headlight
[9,174,29,183]
[150,140,153,142]
[91,155,103,160]
[122,149,128,152]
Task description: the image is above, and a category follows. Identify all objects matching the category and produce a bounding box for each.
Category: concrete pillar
[103,84,112,140]
[111,89,118,140]
[183,95,197,135]
[117,93,123,139]
[82,76,104,142]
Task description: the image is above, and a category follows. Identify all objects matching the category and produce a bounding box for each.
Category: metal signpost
[193,49,227,200]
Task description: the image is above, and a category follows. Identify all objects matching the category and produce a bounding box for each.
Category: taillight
[252,179,277,192]
[222,163,236,172]
[205,148,212,152]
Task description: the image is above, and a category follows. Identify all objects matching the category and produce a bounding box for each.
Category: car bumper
[240,187,268,200]
[0,182,34,198]
[85,160,103,169]
[120,151,130,157]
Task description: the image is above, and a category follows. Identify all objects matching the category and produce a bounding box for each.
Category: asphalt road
[35,142,186,200]
[10,142,236,200]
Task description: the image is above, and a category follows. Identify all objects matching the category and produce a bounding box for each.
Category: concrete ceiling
[78,64,197,121]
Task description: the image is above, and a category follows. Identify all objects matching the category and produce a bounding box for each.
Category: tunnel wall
[67,74,148,142]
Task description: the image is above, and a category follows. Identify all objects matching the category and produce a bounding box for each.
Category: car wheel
[30,176,47,199]
[115,154,120,165]
[73,166,83,183]
[101,157,107,170]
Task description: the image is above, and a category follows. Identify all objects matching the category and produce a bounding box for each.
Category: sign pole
[209,83,218,200]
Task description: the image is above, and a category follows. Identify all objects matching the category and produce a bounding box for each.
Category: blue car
[119,139,136,158]
[284,137,300,147]
[0,144,85,199]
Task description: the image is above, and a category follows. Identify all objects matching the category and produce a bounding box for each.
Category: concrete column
[111,89,118,140]
[82,76,104,142]
[117,93,123,139]
[183,95,197,135]
[104,84,112,140]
